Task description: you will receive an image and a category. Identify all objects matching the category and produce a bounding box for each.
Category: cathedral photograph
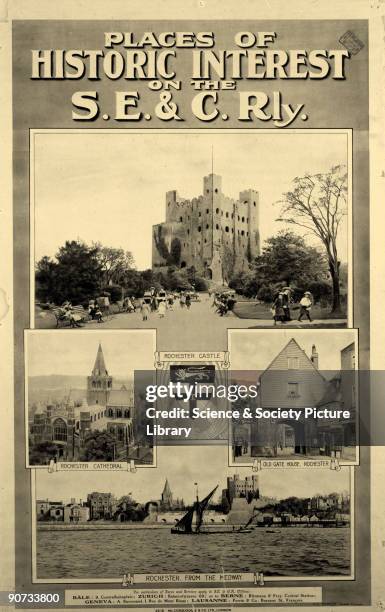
[25,330,156,465]
[32,130,351,348]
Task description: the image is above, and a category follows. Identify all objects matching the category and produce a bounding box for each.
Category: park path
[84,297,345,351]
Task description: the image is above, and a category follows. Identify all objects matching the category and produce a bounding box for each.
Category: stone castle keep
[152,173,260,284]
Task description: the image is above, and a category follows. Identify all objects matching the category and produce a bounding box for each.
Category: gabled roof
[261,338,325,381]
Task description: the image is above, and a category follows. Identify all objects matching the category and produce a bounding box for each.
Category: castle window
[216,208,219,214]
[241,230,245,236]
[187,229,190,235]
[108,409,113,417]
[124,409,130,418]
[254,201,256,206]
[232,228,234,233]
[179,216,182,222]
[206,189,209,193]
[206,208,209,214]
[215,188,218,193]
[242,216,245,222]
[225,226,229,232]
[247,217,249,222]
[231,213,234,219]
[206,224,209,229]
[198,212,201,217]
[238,215,240,221]
[216,224,219,230]
[116,409,122,418]
[204,238,207,243]
[226,212,229,218]
[198,226,201,232]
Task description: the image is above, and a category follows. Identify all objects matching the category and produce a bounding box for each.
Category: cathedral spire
[92,343,108,376]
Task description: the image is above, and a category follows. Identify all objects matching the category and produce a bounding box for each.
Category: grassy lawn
[233,300,347,321]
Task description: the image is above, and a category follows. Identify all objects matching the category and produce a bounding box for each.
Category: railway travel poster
[1,1,384,611]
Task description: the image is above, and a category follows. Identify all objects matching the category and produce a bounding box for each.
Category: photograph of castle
[229,329,358,463]
[32,448,352,581]
[31,130,351,350]
[26,330,156,466]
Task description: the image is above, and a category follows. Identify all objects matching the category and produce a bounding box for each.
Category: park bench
[51,305,89,328]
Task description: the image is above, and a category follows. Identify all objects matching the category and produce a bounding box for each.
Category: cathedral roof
[162,479,172,498]
[106,388,131,406]
[92,343,109,377]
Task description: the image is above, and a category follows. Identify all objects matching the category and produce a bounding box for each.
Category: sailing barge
[171,485,253,535]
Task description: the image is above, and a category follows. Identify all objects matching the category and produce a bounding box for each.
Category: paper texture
[1,1,384,610]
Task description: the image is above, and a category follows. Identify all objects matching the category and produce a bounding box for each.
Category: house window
[288,357,299,369]
[288,383,299,398]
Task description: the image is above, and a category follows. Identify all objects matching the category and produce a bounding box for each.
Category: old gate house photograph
[32,130,350,349]
[33,447,352,580]
[26,330,155,465]
[229,329,357,462]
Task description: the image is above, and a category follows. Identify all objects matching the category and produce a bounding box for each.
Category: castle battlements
[152,173,260,284]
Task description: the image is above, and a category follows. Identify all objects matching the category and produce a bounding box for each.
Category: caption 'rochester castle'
[152,173,260,284]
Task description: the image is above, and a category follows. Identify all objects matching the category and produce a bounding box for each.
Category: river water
[36,527,350,579]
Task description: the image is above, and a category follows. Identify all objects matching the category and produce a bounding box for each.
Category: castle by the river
[152,173,260,284]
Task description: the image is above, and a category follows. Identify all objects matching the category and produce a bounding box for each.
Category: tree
[277,165,347,312]
[29,441,60,465]
[254,232,327,291]
[35,240,103,305]
[78,430,117,462]
[35,256,57,302]
[93,243,135,286]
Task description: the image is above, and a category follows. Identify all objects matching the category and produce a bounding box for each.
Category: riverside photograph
[33,446,352,581]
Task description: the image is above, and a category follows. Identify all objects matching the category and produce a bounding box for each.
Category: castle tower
[87,343,113,405]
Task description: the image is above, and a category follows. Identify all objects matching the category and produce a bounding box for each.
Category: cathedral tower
[87,343,113,405]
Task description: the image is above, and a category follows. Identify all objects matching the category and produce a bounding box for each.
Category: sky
[33,130,349,270]
[27,330,155,377]
[229,329,356,373]
[35,446,350,505]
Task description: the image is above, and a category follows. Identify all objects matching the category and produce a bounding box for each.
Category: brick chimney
[311,345,319,369]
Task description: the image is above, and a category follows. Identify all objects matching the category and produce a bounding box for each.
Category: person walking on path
[158,300,167,318]
[298,291,313,322]
[141,300,150,321]
[282,287,292,322]
[272,292,286,325]
[180,293,186,308]
[185,293,191,309]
